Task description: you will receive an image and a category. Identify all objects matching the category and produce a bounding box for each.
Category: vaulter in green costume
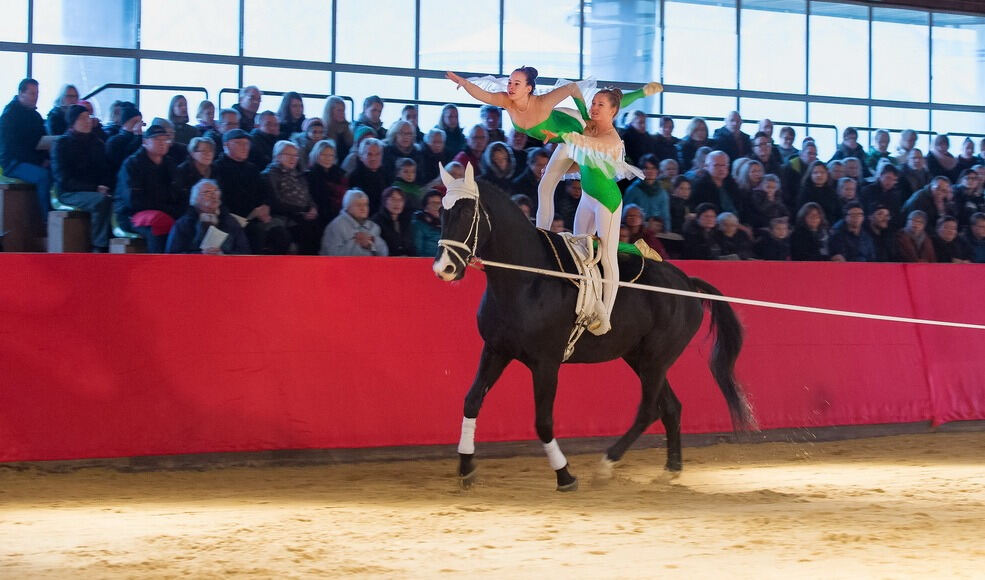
[446,67,661,229]
[447,68,658,335]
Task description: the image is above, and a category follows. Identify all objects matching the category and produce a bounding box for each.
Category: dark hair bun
[513,66,538,87]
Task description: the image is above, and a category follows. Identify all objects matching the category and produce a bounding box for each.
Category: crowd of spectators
[1,77,983,263]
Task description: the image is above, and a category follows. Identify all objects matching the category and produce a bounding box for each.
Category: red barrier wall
[1,255,983,462]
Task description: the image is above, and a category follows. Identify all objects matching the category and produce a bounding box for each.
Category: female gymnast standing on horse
[545,88,643,335]
[445,68,661,230]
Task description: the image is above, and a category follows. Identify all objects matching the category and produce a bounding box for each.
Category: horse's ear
[438,162,453,186]
[464,162,475,184]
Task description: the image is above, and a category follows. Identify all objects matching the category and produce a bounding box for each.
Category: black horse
[432,165,755,491]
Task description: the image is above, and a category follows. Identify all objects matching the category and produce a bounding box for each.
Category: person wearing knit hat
[290,118,324,171]
[63,104,88,129]
[341,125,377,173]
[105,104,144,172]
[51,103,114,251]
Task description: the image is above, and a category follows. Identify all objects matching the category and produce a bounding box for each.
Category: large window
[243,0,333,62]
[872,8,929,103]
[664,0,737,90]
[740,0,806,94]
[3,0,985,152]
[335,0,415,68]
[502,0,581,79]
[141,0,239,55]
[33,0,136,48]
[419,0,500,73]
[31,54,135,118]
[808,2,868,99]
[584,0,659,84]
[0,1,28,42]
[931,13,985,107]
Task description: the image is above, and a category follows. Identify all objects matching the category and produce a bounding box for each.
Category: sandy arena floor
[2,432,984,578]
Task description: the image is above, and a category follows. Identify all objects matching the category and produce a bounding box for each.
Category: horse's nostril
[443,265,456,275]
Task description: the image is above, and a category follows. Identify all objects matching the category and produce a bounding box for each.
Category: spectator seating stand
[0,175,44,252]
[47,186,91,253]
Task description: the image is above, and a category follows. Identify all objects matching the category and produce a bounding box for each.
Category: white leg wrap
[457,417,477,454]
[542,439,568,471]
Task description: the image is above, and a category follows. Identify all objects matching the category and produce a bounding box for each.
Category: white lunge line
[471,258,985,331]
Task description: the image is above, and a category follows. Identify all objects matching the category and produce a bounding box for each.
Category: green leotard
[511,88,649,143]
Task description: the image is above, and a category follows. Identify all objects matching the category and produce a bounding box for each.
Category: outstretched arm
[620,82,664,109]
[446,71,511,108]
[538,82,586,113]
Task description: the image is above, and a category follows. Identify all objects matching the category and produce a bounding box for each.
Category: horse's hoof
[459,468,478,489]
[556,477,579,492]
[593,456,619,487]
[653,469,681,484]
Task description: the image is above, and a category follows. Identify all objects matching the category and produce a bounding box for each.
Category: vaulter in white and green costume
[465,76,661,229]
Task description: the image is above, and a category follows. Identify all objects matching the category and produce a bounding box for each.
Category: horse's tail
[690,277,758,433]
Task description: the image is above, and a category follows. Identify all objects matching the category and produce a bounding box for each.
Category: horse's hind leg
[458,345,511,488]
[603,360,670,468]
[659,382,683,472]
[530,362,578,492]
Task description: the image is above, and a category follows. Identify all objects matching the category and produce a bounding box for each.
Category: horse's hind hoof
[556,477,579,492]
[459,468,478,489]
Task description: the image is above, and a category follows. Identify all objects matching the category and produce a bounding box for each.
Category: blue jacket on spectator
[0,96,47,172]
[165,206,251,254]
[412,210,441,258]
[623,178,670,227]
[828,219,876,262]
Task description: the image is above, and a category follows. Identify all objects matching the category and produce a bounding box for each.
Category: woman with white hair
[165,179,250,254]
[320,188,388,256]
[46,83,79,136]
[262,140,321,254]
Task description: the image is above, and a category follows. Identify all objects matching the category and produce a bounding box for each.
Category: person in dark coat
[417,128,451,186]
[176,137,216,203]
[779,140,817,214]
[961,212,985,263]
[681,203,722,260]
[346,138,388,215]
[901,176,958,232]
[511,148,550,204]
[861,163,905,229]
[677,117,712,173]
[382,120,423,183]
[753,217,791,260]
[0,78,52,221]
[165,179,250,255]
[51,105,113,250]
[45,84,79,137]
[479,141,516,192]
[865,205,896,262]
[105,104,143,174]
[748,132,782,175]
[828,127,870,177]
[828,202,875,262]
[262,140,321,254]
[213,129,288,254]
[714,212,754,259]
[114,125,186,252]
[621,110,656,165]
[690,151,742,217]
[277,92,305,140]
[932,215,970,263]
[249,110,281,169]
[899,148,931,202]
[653,116,680,163]
[711,111,752,164]
[796,160,841,224]
[233,85,261,131]
[373,187,416,256]
[352,95,386,140]
[307,139,347,228]
[790,202,829,261]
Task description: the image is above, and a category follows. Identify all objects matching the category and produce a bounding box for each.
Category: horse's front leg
[531,362,578,492]
[458,344,511,488]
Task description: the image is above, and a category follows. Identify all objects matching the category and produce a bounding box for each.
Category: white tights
[574,196,621,333]
[535,143,574,229]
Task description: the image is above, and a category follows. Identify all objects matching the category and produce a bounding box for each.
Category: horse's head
[433,162,491,281]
